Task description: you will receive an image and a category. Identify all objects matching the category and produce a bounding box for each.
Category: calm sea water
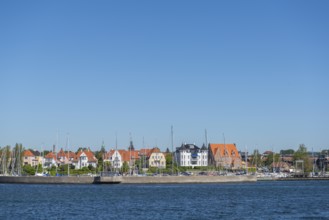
[1,181,329,219]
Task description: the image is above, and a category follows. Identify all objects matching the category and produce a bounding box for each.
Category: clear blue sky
[1,1,328,153]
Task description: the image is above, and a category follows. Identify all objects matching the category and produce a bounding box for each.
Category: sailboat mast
[67,133,70,177]
[55,131,59,175]
[171,125,174,175]
[115,132,118,174]
[205,129,208,147]
[245,146,248,175]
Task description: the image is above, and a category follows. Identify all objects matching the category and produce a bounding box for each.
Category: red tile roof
[74,150,98,163]
[121,150,139,162]
[147,147,161,157]
[45,152,57,160]
[23,150,35,157]
[209,143,240,158]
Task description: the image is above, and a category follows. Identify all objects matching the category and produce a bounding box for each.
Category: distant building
[271,162,291,172]
[105,149,139,170]
[106,150,123,169]
[148,147,166,169]
[175,143,208,167]
[208,143,242,169]
[23,150,38,166]
[73,149,98,169]
[44,152,59,168]
[57,148,70,166]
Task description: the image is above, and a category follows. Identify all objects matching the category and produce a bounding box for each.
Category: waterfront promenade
[0,175,256,184]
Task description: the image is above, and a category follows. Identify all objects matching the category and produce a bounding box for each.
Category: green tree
[250,149,263,168]
[36,164,43,174]
[23,165,35,175]
[165,153,173,166]
[280,149,295,155]
[122,161,129,173]
[293,144,311,172]
[88,164,95,171]
[264,153,280,168]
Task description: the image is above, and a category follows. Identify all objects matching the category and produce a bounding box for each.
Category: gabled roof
[209,143,240,158]
[45,152,57,160]
[57,149,76,159]
[74,150,98,163]
[23,150,35,157]
[57,148,68,159]
[106,149,116,159]
[121,150,140,162]
[147,147,161,157]
[139,148,151,156]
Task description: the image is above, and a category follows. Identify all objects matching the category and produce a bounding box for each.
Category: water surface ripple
[1,181,329,219]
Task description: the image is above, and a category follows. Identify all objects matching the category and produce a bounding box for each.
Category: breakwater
[0,175,257,184]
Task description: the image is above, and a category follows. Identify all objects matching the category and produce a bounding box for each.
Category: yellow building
[148,147,166,169]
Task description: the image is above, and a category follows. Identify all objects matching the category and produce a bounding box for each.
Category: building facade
[175,144,208,167]
[73,150,98,169]
[148,147,166,169]
[208,143,242,169]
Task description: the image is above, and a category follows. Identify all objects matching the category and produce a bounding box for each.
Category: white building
[106,150,123,169]
[175,144,208,167]
[72,150,98,169]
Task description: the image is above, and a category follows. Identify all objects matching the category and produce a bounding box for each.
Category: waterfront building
[106,150,124,169]
[175,143,208,167]
[73,149,98,169]
[148,147,166,169]
[123,150,140,171]
[208,143,242,169]
[44,152,59,168]
[23,150,38,167]
[105,149,140,170]
[57,149,70,166]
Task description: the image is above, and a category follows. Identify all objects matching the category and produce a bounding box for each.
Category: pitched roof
[139,148,151,156]
[45,152,57,160]
[147,147,161,157]
[106,150,116,158]
[74,150,98,163]
[23,150,35,157]
[209,143,240,158]
[121,150,140,162]
[57,148,67,159]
